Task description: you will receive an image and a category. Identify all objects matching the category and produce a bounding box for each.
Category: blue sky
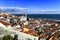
[0,0,60,11]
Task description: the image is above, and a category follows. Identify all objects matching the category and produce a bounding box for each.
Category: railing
[0,23,38,40]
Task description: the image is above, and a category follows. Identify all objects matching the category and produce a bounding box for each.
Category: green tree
[3,35,13,40]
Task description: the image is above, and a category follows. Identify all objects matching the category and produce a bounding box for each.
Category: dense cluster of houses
[0,12,60,40]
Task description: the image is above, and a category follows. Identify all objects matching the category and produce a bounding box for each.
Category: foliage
[3,35,13,40]
[0,37,3,40]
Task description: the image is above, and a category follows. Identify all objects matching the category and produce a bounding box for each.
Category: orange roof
[0,20,10,26]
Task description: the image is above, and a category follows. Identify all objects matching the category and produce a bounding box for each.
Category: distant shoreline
[12,14,60,20]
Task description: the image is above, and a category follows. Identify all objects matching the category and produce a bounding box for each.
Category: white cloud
[0,6,28,10]
[0,6,56,11]
[0,6,60,14]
